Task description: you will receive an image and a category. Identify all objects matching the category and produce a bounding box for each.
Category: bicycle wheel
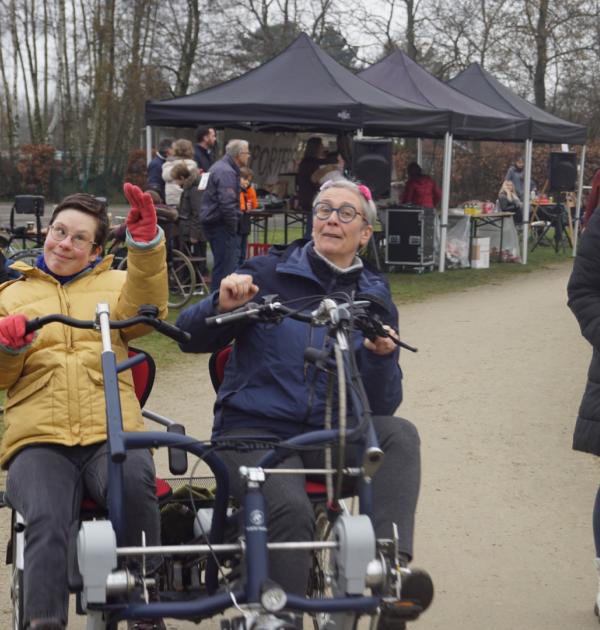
[167,249,196,309]
[9,248,43,267]
[308,504,335,630]
[10,512,25,630]
[117,248,195,308]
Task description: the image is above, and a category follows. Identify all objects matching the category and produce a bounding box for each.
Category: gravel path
[1,262,596,629]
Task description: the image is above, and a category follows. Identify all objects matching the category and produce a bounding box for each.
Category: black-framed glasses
[49,224,97,250]
[313,201,365,224]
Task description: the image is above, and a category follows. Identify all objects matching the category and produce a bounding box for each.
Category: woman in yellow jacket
[0,185,168,630]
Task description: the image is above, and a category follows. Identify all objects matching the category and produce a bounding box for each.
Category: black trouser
[6,442,160,626]
[218,416,421,595]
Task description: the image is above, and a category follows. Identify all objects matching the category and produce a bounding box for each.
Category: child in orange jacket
[238,167,259,265]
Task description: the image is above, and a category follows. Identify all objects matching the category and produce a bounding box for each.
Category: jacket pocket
[5,370,54,409]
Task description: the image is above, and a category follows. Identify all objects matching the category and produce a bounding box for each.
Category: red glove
[124,183,158,243]
[0,314,35,350]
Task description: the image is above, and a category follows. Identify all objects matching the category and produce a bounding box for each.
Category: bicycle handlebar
[24,308,191,345]
[206,297,417,352]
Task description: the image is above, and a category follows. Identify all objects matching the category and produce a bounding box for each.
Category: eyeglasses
[49,224,97,250]
[313,202,365,224]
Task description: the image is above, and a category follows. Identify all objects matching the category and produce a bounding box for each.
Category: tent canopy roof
[448,62,587,144]
[358,49,530,141]
[145,33,451,136]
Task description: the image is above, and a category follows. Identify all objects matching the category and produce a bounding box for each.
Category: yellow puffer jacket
[0,239,168,467]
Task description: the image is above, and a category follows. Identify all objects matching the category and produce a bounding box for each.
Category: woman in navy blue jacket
[176,179,420,598]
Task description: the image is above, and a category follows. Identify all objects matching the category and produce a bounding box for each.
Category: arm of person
[356,301,403,414]
[176,268,260,353]
[214,170,241,231]
[432,180,442,207]
[114,184,168,339]
[567,210,600,349]
[0,312,35,390]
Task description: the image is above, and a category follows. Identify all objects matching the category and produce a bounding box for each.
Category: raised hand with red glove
[0,314,35,351]
[124,182,158,244]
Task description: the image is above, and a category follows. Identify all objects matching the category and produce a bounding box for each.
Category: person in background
[171,162,209,280]
[238,166,259,266]
[311,151,346,188]
[147,138,173,202]
[176,179,421,608]
[504,155,536,202]
[199,139,251,291]
[162,139,197,206]
[0,186,168,630]
[583,167,600,227]
[194,126,217,173]
[567,209,600,623]
[401,162,442,208]
[497,179,524,224]
[296,136,328,238]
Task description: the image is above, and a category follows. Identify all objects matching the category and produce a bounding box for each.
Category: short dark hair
[50,193,109,248]
[158,138,173,156]
[195,126,213,143]
[240,166,254,179]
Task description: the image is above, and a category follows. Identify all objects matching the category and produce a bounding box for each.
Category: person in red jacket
[583,167,600,227]
[401,162,442,208]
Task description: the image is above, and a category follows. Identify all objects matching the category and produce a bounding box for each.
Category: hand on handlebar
[0,314,35,350]
[363,324,398,356]
[218,273,259,313]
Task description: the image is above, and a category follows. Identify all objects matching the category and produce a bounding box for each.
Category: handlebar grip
[205,306,259,327]
[153,320,191,344]
[24,317,42,335]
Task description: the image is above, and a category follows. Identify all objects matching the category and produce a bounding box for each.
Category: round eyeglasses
[313,202,365,224]
[49,224,97,250]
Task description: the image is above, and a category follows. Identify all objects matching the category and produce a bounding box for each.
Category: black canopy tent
[358,49,529,141]
[449,63,587,145]
[449,62,588,260]
[145,33,451,137]
[358,49,533,270]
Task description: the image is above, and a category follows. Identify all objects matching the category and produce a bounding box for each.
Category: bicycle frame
[80,300,392,628]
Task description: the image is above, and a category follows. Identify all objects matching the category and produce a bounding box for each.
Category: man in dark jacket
[146,137,173,201]
[177,179,420,602]
[200,139,250,291]
[194,126,217,173]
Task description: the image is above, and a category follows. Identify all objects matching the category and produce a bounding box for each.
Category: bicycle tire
[10,512,25,630]
[118,248,196,309]
[9,248,43,267]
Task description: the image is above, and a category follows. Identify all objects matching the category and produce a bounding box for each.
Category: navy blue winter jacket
[147,154,167,200]
[176,240,403,438]
[199,154,241,232]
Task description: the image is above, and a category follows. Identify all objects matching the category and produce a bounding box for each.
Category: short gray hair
[226,139,249,158]
[313,179,377,226]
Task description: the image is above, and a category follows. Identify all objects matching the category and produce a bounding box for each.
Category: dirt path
[1,262,597,629]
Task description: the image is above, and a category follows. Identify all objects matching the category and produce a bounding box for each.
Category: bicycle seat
[80,477,173,513]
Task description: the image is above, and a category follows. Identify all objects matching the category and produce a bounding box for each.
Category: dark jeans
[238,233,249,267]
[218,416,421,595]
[203,222,240,292]
[6,442,159,626]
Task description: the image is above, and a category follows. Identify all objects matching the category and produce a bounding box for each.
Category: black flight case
[384,205,436,272]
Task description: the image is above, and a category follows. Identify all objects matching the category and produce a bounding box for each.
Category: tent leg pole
[521,139,533,264]
[146,126,152,165]
[438,132,453,273]
[417,138,423,166]
[573,144,586,256]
